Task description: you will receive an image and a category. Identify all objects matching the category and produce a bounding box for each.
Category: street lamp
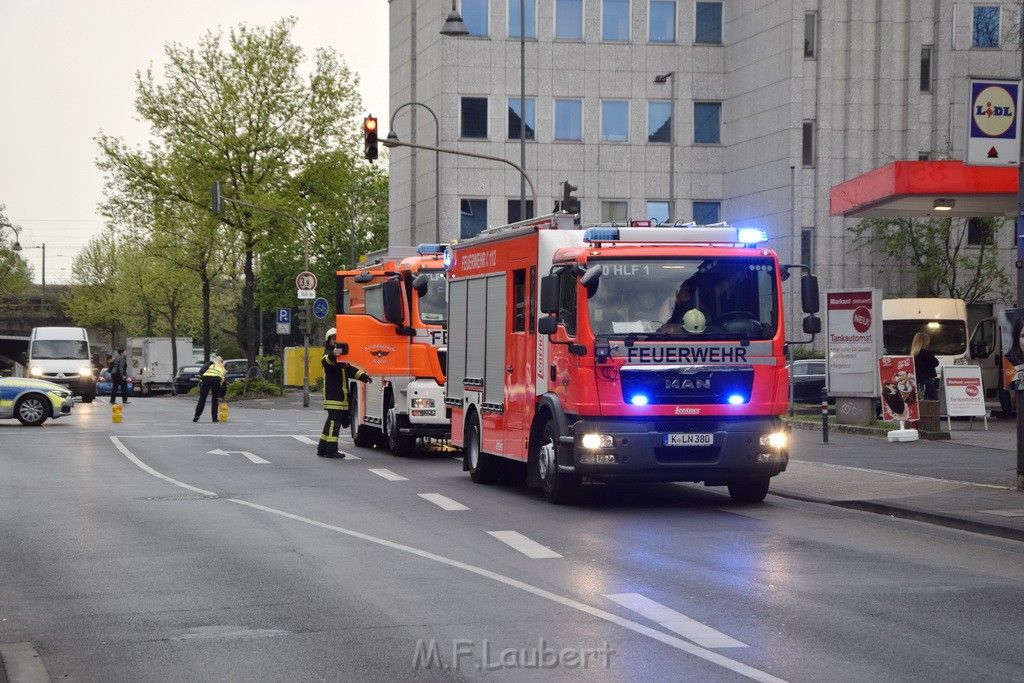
[443,1,529,221]
[654,72,676,221]
[0,221,21,251]
[389,102,440,243]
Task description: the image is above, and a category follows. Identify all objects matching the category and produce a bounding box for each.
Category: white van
[881,298,971,368]
[26,327,97,402]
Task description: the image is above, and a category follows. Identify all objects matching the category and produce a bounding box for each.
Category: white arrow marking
[207,448,270,464]
[604,593,747,648]
[487,530,562,559]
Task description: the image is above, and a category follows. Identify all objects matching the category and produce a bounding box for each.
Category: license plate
[664,433,714,446]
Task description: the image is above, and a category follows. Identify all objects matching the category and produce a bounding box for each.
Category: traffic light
[363,116,379,161]
[561,181,580,214]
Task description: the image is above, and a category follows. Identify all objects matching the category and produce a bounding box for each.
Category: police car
[0,376,74,426]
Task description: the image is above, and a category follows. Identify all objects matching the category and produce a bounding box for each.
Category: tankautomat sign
[826,289,882,397]
[878,356,920,422]
[966,78,1021,166]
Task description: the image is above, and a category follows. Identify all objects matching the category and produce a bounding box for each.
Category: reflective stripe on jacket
[322,351,368,411]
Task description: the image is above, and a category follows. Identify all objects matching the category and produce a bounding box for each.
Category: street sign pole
[304,300,311,409]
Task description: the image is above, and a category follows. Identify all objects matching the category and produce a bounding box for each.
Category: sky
[0,0,389,286]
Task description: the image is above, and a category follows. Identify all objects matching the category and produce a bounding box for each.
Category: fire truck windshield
[586,257,778,340]
[417,270,447,324]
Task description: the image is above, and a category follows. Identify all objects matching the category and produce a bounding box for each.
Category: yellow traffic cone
[112,403,123,423]
[219,402,228,423]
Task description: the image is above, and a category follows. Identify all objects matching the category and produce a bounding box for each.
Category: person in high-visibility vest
[318,328,370,458]
[193,355,227,423]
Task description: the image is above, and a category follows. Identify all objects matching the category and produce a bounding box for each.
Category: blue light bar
[727,394,746,405]
[417,243,445,255]
[630,394,649,406]
[737,228,767,245]
[443,247,453,270]
[583,227,620,243]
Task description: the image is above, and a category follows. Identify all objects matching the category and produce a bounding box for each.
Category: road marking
[0,641,50,683]
[487,530,562,559]
[369,468,407,481]
[113,437,789,683]
[604,593,748,648]
[292,436,318,445]
[418,493,469,511]
[207,448,270,464]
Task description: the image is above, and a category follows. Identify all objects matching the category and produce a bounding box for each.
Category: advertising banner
[827,289,882,397]
[966,78,1021,167]
[1000,308,1024,390]
[942,365,986,418]
[878,355,920,422]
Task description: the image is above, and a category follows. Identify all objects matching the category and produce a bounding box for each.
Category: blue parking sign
[277,307,291,324]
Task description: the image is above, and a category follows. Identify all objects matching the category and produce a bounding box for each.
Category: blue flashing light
[727,394,746,405]
[583,227,620,243]
[443,247,453,270]
[630,394,649,406]
[417,243,445,255]
[737,228,767,245]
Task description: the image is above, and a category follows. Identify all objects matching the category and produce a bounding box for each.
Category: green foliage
[224,377,284,398]
[848,215,1012,305]
[0,205,33,302]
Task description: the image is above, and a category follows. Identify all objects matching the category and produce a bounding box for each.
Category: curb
[785,418,951,440]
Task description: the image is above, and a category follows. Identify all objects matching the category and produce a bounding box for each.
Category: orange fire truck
[445,214,820,504]
[335,245,449,453]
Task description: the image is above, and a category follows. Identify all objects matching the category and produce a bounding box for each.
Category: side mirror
[579,264,602,288]
[382,279,404,324]
[354,271,374,284]
[538,316,558,335]
[539,275,560,314]
[20,352,28,365]
[801,274,820,314]
[803,314,821,334]
[412,273,429,297]
[971,341,991,359]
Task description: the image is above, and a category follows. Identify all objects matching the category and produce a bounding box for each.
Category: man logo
[665,378,711,390]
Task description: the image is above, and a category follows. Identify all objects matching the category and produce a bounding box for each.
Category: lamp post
[390,102,440,243]
[442,1,529,221]
[0,221,21,250]
[654,72,676,221]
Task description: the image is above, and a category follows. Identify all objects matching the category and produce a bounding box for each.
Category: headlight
[410,398,435,409]
[580,433,613,449]
[30,366,43,377]
[79,366,94,377]
[760,432,787,448]
[954,357,969,366]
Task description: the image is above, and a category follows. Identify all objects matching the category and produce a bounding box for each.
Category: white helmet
[682,308,707,333]
[325,327,337,342]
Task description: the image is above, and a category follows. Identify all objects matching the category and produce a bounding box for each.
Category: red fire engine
[335,245,449,453]
[444,214,820,503]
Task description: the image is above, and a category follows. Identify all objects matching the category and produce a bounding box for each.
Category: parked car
[788,359,828,403]
[173,364,204,395]
[97,368,138,397]
[0,376,74,426]
[222,359,251,385]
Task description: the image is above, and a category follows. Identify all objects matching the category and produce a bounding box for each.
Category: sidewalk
[781,415,1024,542]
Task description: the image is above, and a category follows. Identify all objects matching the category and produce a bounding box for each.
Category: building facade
[388,0,1021,327]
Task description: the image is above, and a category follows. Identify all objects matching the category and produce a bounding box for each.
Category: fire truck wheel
[350,391,377,448]
[466,413,500,484]
[385,395,416,455]
[538,420,579,504]
[727,476,770,503]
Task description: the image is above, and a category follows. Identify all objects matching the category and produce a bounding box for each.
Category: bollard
[219,402,228,422]
[112,403,123,423]
[820,387,829,443]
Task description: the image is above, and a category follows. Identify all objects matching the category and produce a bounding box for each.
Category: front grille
[620,366,754,405]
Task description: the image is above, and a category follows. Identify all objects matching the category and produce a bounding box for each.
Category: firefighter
[318,327,371,458]
[192,355,226,423]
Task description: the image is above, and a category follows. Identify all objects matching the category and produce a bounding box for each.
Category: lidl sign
[966,78,1021,167]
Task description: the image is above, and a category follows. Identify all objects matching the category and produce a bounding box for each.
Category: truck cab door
[970,317,1000,397]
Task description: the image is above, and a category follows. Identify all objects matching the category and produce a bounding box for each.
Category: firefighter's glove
[363,376,372,384]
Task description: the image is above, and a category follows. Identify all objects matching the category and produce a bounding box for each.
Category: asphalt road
[1,397,1023,682]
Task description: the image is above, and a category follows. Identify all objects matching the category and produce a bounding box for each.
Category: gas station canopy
[829,160,1019,219]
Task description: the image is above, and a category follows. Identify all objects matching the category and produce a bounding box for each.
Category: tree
[0,204,33,302]
[95,18,386,367]
[849,215,1013,305]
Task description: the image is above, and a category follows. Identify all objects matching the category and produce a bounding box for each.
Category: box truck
[125,337,193,396]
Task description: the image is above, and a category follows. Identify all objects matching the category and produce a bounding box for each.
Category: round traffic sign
[296,271,317,290]
[313,297,329,319]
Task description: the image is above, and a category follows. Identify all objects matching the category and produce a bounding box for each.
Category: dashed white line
[418,493,469,511]
[292,436,318,445]
[369,468,408,481]
[487,530,562,559]
[604,593,748,649]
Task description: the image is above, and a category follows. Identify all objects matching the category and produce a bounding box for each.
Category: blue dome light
[727,394,746,405]
[630,394,649,406]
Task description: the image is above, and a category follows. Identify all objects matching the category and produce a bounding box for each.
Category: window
[601,200,628,223]
[694,102,721,143]
[804,12,817,58]
[555,0,584,39]
[648,101,672,142]
[918,151,930,161]
[695,2,722,44]
[602,100,629,142]
[463,0,489,37]
[920,46,932,92]
[802,120,815,168]
[693,201,720,224]
[461,97,488,138]
[509,0,537,39]
[508,98,536,140]
[650,1,676,42]
[972,6,1000,48]
[460,198,488,239]
[555,99,583,140]
[513,269,527,332]
[647,201,670,224]
[800,227,814,270]
[557,268,577,336]
[603,0,629,41]
[968,218,994,246]
[507,199,535,223]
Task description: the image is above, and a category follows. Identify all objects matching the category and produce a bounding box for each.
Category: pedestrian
[911,331,939,401]
[109,348,130,405]
[318,327,371,458]
[192,355,226,423]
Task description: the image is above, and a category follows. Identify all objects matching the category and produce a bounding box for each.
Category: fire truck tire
[349,390,377,448]
[385,395,416,455]
[466,414,500,484]
[727,476,770,503]
[538,420,579,504]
